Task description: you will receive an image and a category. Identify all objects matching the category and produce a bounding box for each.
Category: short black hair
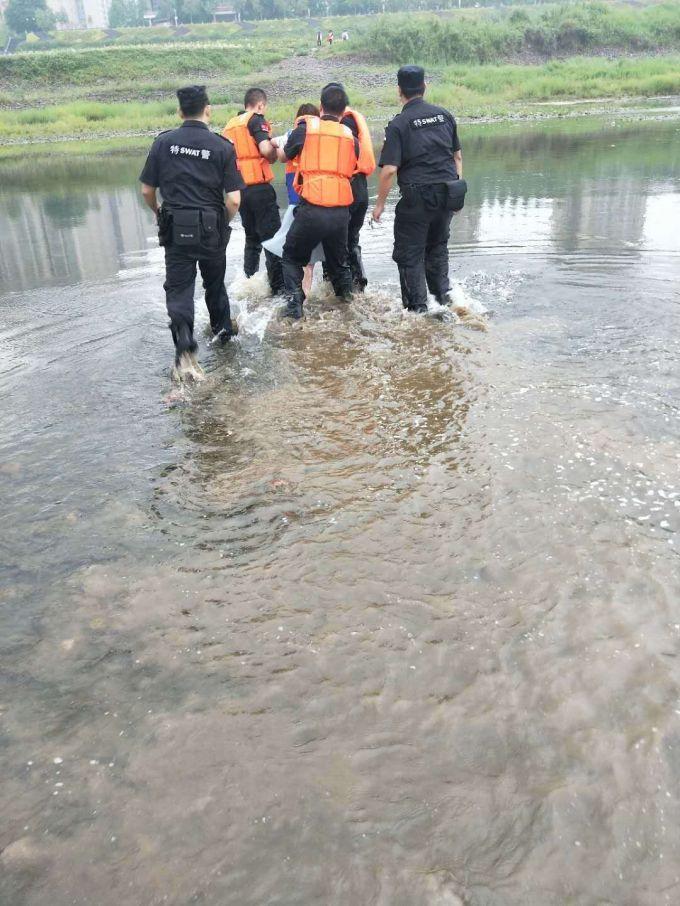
[320,84,349,116]
[177,85,209,117]
[244,87,267,108]
[296,103,320,118]
[401,84,425,99]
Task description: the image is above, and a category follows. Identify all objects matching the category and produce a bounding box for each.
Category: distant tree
[181,0,214,23]
[35,5,56,29]
[108,0,143,27]
[5,0,51,34]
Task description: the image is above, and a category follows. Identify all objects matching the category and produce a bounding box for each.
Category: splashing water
[229,271,281,341]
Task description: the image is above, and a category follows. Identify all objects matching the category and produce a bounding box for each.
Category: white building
[47,0,112,30]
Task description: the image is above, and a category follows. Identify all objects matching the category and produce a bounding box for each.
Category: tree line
[2,0,506,34]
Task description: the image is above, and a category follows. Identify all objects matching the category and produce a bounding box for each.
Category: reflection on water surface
[1,119,680,906]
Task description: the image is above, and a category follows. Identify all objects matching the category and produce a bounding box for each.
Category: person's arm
[223,144,245,221]
[372,122,401,222]
[225,190,241,221]
[249,114,277,164]
[139,140,161,216]
[451,117,463,178]
[372,165,397,223]
[283,122,306,161]
[271,132,290,163]
[258,138,277,164]
[141,183,159,216]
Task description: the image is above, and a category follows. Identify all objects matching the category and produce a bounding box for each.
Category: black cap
[397,65,425,93]
[177,85,209,113]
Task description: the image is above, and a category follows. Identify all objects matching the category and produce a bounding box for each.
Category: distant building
[47,0,111,29]
[213,6,237,21]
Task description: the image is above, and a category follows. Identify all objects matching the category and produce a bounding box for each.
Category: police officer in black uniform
[372,66,464,313]
[140,86,244,373]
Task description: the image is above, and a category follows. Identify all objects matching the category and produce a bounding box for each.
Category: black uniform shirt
[378,97,461,187]
[245,112,272,145]
[284,115,360,161]
[139,120,244,211]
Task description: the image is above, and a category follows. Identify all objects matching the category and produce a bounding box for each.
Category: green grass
[430,56,680,111]
[2,55,679,146]
[0,42,298,89]
[365,1,680,65]
[2,3,680,155]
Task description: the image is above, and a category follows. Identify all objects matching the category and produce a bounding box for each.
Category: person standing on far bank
[139,85,243,379]
[372,66,464,314]
[224,88,284,295]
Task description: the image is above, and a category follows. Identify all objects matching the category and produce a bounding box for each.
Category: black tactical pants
[282,202,353,304]
[393,184,453,312]
[164,243,232,353]
[239,183,284,294]
[348,174,369,290]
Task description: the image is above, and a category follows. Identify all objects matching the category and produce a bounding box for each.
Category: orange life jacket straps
[223,110,273,186]
[294,117,357,208]
[343,107,376,176]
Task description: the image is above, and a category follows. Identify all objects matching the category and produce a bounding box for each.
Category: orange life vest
[343,107,376,176]
[294,117,357,208]
[223,110,273,186]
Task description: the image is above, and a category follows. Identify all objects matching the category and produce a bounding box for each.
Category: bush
[364,2,680,65]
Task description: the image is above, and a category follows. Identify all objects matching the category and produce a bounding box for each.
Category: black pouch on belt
[157,205,172,246]
[172,209,201,246]
[200,209,219,249]
[445,179,468,212]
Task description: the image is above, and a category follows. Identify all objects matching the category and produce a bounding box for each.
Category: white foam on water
[462,270,525,307]
[229,271,272,303]
[446,281,487,315]
[229,271,281,342]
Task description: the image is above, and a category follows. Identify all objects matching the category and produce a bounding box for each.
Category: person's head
[296,103,319,120]
[244,87,267,114]
[397,65,426,104]
[320,82,349,118]
[177,85,210,122]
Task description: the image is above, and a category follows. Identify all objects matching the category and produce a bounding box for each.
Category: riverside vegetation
[1,2,680,157]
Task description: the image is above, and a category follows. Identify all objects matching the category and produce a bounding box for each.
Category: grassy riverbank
[1,54,679,150]
[1,3,680,157]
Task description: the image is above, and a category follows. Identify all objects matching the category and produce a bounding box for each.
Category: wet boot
[211,319,239,346]
[350,246,368,293]
[243,242,261,279]
[171,321,198,362]
[437,292,468,318]
[399,266,428,313]
[265,250,285,296]
[171,322,204,382]
[283,290,305,320]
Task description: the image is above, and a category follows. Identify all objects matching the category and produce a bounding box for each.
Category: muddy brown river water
[1,118,680,905]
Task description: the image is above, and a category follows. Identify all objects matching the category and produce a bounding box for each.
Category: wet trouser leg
[348,174,369,290]
[393,196,429,312]
[198,249,232,334]
[239,189,261,277]
[424,208,453,300]
[164,245,199,352]
[321,211,352,299]
[393,188,452,311]
[240,183,284,293]
[282,203,351,316]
